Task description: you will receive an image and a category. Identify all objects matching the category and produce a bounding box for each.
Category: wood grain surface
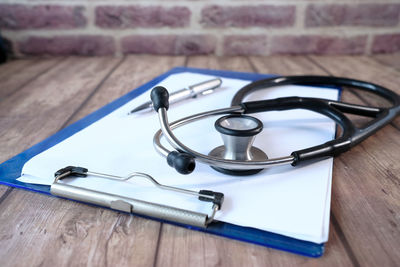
[0,54,399,267]
[0,56,185,267]
[0,58,62,100]
[308,56,400,267]
[373,53,400,71]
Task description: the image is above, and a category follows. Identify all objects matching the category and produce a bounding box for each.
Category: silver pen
[128,78,222,114]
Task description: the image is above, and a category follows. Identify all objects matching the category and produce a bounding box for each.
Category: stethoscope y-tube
[151,76,400,175]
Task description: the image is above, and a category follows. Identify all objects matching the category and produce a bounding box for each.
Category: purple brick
[0,4,86,30]
[18,36,115,56]
[306,4,400,27]
[201,5,295,27]
[223,35,267,55]
[121,35,216,55]
[175,35,216,55]
[372,34,400,54]
[122,35,176,54]
[270,35,367,55]
[96,6,191,28]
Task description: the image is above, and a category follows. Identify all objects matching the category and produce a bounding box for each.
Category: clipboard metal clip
[51,166,224,228]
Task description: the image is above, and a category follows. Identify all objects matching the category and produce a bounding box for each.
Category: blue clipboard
[0,67,327,258]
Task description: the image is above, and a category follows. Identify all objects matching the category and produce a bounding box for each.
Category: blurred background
[0,0,399,59]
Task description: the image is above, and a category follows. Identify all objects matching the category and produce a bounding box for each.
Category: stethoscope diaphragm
[209,114,268,175]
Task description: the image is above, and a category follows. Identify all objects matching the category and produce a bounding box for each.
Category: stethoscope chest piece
[208,115,268,175]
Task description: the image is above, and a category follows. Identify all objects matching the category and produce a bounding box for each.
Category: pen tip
[128,104,150,115]
[127,109,137,115]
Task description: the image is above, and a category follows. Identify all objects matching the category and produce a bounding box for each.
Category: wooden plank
[0,185,11,199]
[156,222,351,267]
[154,55,354,266]
[0,56,121,266]
[249,55,327,75]
[0,59,35,78]
[0,55,186,267]
[0,56,121,163]
[0,188,160,267]
[0,59,37,92]
[308,55,400,266]
[372,53,400,71]
[187,56,253,72]
[307,56,400,91]
[68,55,186,124]
[0,58,62,100]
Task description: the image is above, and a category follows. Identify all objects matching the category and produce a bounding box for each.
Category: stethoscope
[150,76,400,176]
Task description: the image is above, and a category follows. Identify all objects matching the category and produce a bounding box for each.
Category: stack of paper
[18,72,338,244]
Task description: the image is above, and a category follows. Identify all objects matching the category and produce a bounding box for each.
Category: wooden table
[0,55,399,267]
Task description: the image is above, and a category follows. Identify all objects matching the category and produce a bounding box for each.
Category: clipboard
[0,67,328,258]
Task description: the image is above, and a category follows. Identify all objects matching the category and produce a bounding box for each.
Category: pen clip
[189,78,222,97]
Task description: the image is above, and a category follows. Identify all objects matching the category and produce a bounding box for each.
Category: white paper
[18,72,337,243]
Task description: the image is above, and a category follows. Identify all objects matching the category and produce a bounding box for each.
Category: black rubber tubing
[232,76,400,165]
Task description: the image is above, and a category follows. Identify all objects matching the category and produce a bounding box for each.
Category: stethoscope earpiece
[209,115,268,175]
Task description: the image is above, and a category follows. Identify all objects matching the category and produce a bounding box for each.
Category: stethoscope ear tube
[151,86,197,174]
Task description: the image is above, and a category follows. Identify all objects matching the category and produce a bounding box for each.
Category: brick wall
[0,0,399,57]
